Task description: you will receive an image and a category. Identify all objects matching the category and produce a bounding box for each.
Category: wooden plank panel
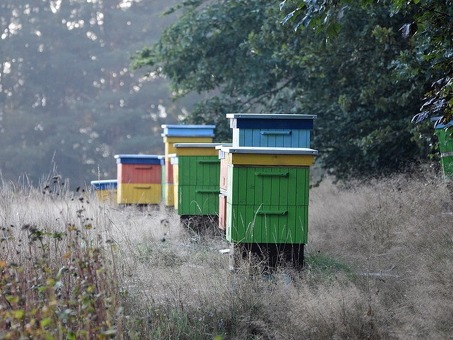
[229,153,315,166]
[228,115,315,130]
[165,184,174,206]
[229,166,310,206]
[226,202,233,241]
[220,157,229,191]
[294,209,309,245]
[199,157,220,185]
[164,137,213,155]
[226,204,308,244]
[117,183,162,205]
[117,163,162,184]
[178,185,220,215]
[177,156,220,186]
[295,168,310,206]
[164,160,174,183]
[234,129,312,148]
[174,147,219,156]
[218,193,227,230]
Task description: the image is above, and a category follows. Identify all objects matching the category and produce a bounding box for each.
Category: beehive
[114,154,163,205]
[227,113,316,148]
[161,124,215,206]
[172,143,223,215]
[223,147,317,244]
[90,180,117,203]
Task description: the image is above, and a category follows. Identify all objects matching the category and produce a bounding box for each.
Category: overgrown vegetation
[1,169,452,338]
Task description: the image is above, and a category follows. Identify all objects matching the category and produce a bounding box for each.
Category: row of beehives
[91,113,318,246]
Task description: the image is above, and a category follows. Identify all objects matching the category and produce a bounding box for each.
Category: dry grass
[309,171,453,339]
[1,169,452,339]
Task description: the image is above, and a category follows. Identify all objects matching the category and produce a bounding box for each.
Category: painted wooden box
[117,183,162,205]
[115,154,163,205]
[90,180,117,203]
[161,124,215,206]
[227,113,316,148]
[116,156,163,184]
[223,147,317,244]
[434,120,453,179]
[172,143,223,215]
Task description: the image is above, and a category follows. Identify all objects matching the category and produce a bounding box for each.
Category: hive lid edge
[226,113,317,120]
[223,147,318,155]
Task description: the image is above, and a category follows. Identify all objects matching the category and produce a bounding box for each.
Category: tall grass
[1,168,452,339]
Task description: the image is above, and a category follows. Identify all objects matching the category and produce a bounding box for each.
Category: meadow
[0,169,452,339]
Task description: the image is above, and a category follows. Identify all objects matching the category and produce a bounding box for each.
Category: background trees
[134,0,441,180]
[1,0,450,185]
[0,0,196,186]
[280,0,453,126]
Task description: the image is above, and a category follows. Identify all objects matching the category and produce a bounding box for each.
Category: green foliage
[134,0,435,180]
[281,0,453,126]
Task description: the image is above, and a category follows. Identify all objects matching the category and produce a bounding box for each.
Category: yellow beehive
[117,183,162,205]
[161,124,216,207]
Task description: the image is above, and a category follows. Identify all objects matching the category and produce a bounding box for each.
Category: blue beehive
[91,179,118,191]
[90,179,118,202]
[161,124,216,137]
[227,113,316,148]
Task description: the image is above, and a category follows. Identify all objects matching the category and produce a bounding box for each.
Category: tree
[133,0,432,180]
[132,0,290,140]
[280,0,453,126]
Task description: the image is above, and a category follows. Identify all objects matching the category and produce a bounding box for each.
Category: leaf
[6,295,19,304]
[13,309,25,320]
[326,22,341,36]
[41,317,52,328]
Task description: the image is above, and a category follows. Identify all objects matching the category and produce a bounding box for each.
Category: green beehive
[435,120,453,179]
[173,143,223,215]
[224,147,317,244]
